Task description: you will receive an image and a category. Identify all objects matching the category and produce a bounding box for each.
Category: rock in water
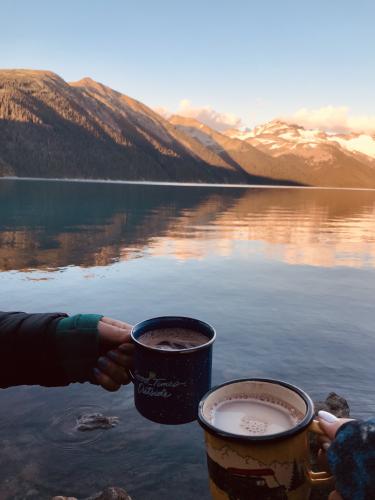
[53,487,132,500]
[75,413,120,431]
[52,497,78,500]
[85,487,132,500]
[314,392,350,418]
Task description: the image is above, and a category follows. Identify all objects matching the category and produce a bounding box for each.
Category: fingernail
[322,442,331,451]
[97,357,108,369]
[93,367,102,378]
[107,351,118,361]
[318,410,338,423]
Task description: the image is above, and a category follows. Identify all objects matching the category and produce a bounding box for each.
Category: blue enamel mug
[131,316,216,424]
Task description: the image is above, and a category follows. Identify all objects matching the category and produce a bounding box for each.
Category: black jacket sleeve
[0,311,100,388]
[0,311,68,388]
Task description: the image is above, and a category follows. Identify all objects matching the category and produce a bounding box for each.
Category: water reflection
[1,180,375,500]
[1,180,374,270]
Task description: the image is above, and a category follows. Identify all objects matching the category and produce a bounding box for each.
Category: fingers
[93,368,121,392]
[94,317,135,391]
[317,434,332,448]
[97,356,131,385]
[117,343,135,355]
[98,320,132,347]
[318,411,354,440]
[101,316,132,330]
[329,491,343,500]
[107,349,133,369]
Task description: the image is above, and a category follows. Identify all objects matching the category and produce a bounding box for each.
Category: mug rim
[131,315,216,354]
[198,378,315,442]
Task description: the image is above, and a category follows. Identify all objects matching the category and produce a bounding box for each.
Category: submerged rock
[75,413,120,431]
[52,487,132,500]
[314,392,350,418]
[86,487,133,499]
[52,497,78,500]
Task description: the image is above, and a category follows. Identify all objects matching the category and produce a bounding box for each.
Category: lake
[0,178,375,499]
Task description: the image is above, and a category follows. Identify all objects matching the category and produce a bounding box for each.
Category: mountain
[169,115,299,185]
[0,70,256,184]
[224,120,375,188]
[1,69,375,187]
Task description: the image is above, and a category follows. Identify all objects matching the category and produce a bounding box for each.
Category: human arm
[0,311,133,390]
[318,411,375,500]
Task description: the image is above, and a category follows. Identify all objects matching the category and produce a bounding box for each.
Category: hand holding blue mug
[131,316,216,424]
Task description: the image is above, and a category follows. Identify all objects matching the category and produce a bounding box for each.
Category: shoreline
[1,176,375,191]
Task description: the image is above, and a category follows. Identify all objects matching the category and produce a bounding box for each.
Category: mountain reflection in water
[0,179,375,500]
[0,179,374,271]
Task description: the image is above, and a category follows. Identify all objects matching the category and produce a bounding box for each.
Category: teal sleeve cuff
[55,314,103,382]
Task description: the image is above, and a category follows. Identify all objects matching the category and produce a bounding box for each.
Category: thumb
[318,411,353,440]
[98,320,132,348]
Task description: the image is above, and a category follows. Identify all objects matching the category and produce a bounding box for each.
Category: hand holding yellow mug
[198,378,334,500]
[317,411,354,500]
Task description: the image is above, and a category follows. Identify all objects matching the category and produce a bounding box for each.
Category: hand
[318,410,354,500]
[328,492,343,500]
[93,317,134,392]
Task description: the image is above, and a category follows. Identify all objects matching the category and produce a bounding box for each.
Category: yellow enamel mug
[198,378,333,500]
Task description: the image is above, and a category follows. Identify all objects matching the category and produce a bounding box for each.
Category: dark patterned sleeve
[327,418,375,500]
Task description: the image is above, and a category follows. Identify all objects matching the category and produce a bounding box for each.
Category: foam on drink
[211,397,300,436]
[138,327,208,351]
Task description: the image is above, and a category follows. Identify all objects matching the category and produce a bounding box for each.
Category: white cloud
[154,100,243,131]
[154,102,375,135]
[153,106,171,119]
[177,99,242,131]
[283,106,375,134]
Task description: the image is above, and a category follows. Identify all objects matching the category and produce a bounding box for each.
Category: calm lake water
[0,179,375,499]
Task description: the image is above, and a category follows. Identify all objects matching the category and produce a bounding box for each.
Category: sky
[1,0,375,132]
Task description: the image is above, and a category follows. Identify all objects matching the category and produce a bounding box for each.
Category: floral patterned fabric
[328,419,375,500]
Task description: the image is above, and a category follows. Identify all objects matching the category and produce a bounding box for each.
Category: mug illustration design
[207,444,306,500]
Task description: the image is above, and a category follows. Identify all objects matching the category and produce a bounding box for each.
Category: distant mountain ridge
[226,120,375,161]
[0,69,251,184]
[1,69,375,188]
[223,120,375,187]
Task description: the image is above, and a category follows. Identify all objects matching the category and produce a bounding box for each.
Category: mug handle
[306,420,334,486]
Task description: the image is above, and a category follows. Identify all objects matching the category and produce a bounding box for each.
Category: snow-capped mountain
[226,120,375,166]
[1,69,374,187]
[169,115,288,185]
[173,117,375,188]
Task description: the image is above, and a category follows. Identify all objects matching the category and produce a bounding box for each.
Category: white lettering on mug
[138,383,172,398]
[135,372,187,399]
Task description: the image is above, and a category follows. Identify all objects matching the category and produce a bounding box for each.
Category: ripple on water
[39,404,114,452]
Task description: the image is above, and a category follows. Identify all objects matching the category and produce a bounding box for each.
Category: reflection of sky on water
[0,180,375,499]
[0,180,375,271]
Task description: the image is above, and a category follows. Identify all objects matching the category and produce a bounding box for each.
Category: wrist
[55,314,103,382]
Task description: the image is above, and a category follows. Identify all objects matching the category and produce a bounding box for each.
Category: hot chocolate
[139,327,209,351]
[211,396,301,436]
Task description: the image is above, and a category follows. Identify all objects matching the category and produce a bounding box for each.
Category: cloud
[153,106,171,119]
[283,106,375,134]
[154,102,375,134]
[177,99,242,131]
[154,100,243,131]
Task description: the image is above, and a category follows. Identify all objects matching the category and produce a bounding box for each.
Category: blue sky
[1,0,374,130]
